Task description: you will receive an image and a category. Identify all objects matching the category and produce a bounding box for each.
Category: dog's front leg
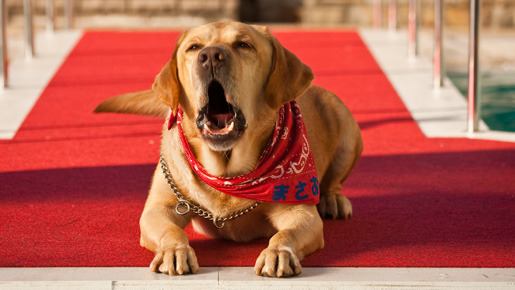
[139,167,199,275]
[254,205,324,277]
[140,203,199,275]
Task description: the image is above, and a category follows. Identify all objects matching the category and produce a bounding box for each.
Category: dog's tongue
[211,113,233,129]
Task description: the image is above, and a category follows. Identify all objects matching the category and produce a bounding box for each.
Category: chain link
[159,154,260,229]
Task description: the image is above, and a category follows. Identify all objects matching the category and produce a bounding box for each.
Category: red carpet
[1,30,514,268]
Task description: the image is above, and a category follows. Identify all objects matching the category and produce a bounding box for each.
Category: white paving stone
[0,267,514,289]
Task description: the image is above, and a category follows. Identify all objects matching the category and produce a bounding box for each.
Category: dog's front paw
[254,247,302,277]
[317,193,352,220]
[150,245,199,275]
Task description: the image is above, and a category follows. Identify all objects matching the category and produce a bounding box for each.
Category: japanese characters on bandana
[171,101,319,205]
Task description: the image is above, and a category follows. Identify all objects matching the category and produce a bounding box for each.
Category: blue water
[447,71,515,132]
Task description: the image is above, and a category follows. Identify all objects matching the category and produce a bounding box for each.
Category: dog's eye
[187,44,201,51]
[235,42,252,49]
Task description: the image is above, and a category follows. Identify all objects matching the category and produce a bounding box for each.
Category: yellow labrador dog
[95,21,362,277]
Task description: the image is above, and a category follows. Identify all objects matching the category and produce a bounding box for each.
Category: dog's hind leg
[317,124,362,220]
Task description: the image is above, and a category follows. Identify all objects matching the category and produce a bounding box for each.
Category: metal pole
[23,0,34,59]
[373,0,382,29]
[433,0,444,88]
[388,0,397,32]
[0,0,7,88]
[408,0,418,59]
[467,0,481,133]
[65,0,74,29]
[46,0,55,34]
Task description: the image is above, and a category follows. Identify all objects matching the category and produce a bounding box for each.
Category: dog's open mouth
[196,80,246,149]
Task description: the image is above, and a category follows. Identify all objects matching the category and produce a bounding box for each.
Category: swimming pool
[447,71,515,132]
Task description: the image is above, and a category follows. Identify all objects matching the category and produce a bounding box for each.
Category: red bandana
[169,101,319,205]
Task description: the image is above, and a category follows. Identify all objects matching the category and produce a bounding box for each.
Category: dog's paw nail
[318,193,353,220]
[150,245,198,276]
[255,248,302,278]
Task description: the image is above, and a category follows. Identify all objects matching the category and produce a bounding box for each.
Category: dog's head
[155,21,314,152]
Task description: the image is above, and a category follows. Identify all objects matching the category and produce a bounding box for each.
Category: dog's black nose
[198,46,227,74]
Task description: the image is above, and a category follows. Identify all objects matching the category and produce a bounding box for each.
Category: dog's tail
[94,90,169,118]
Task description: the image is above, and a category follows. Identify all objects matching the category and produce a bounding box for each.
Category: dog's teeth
[204,124,213,133]
[227,121,235,132]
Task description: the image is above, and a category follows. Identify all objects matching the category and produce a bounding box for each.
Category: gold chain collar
[159,154,260,228]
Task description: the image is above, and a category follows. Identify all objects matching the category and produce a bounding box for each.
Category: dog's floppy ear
[264,32,314,109]
[153,55,180,116]
[152,31,189,116]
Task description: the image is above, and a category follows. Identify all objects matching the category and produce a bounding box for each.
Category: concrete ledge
[1,267,514,289]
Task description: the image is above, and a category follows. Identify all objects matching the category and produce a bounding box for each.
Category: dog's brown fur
[95,21,362,277]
